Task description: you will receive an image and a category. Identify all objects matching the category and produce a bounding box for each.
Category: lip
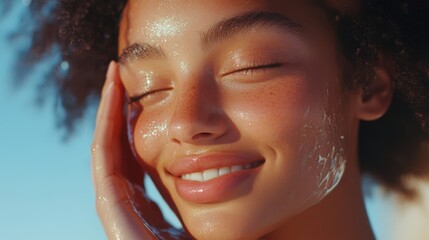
[167,152,263,176]
[167,152,265,203]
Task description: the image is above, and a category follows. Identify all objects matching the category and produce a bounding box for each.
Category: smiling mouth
[180,160,264,182]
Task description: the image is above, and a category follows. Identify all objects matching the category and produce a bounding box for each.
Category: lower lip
[173,166,262,203]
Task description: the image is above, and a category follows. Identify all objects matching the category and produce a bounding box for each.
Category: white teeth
[181,163,258,182]
[219,167,230,176]
[203,169,218,181]
[190,172,203,182]
[182,173,191,180]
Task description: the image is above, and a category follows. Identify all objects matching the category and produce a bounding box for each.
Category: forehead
[125,0,320,24]
[122,0,360,35]
[124,0,360,20]
[120,1,323,46]
[118,0,360,59]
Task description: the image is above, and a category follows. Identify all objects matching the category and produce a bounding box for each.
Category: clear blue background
[0,2,104,239]
[0,2,394,239]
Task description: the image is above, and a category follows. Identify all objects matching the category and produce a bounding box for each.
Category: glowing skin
[117,0,376,239]
[145,16,187,42]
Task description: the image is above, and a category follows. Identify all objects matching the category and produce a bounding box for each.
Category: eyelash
[127,63,283,104]
[128,87,173,104]
[222,62,284,77]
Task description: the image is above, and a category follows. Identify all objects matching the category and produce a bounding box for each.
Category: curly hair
[18,0,429,197]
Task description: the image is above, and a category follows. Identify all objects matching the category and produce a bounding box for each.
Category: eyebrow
[119,11,302,64]
[201,11,302,50]
[119,43,166,64]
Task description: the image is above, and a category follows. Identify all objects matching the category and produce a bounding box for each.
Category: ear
[357,54,394,121]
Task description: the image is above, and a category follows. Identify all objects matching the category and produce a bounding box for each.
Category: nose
[168,76,228,145]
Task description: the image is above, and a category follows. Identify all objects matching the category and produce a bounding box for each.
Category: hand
[91,61,189,240]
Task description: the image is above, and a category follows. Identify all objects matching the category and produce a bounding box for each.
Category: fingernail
[102,61,116,96]
[106,61,115,79]
[105,81,114,95]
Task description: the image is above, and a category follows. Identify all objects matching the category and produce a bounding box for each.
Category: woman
[27,0,429,239]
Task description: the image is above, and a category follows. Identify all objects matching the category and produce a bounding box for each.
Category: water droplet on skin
[141,121,168,143]
[113,221,124,240]
[97,195,108,202]
[180,61,189,75]
[137,70,155,93]
[91,145,98,153]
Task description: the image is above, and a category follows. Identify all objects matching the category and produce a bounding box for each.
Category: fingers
[92,61,123,184]
[91,62,154,239]
[92,60,123,233]
[96,61,121,123]
[91,62,186,239]
[92,61,130,214]
[91,60,141,205]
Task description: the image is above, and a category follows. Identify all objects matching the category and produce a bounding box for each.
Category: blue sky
[0,1,396,239]
[0,2,180,239]
[0,2,104,239]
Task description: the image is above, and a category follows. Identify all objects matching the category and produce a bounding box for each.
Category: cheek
[226,74,347,206]
[128,105,169,167]
[225,76,323,146]
[294,85,348,204]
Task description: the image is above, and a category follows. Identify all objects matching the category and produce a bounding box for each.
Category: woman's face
[119,0,360,239]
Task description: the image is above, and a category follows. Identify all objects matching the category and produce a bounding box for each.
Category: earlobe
[357,55,394,121]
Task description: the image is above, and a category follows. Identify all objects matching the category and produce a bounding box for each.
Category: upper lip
[167,152,265,177]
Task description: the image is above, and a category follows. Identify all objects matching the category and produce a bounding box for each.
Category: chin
[183,215,263,240]
[176,197,288,240]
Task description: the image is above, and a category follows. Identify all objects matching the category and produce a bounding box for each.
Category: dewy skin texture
[119,1,363,239]
[145,16,187,43]
[298,88,347,204]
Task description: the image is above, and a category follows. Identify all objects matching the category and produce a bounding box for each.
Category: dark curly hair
[16,0,429,197]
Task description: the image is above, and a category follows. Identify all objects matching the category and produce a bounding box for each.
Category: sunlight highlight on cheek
[134,119,169,163]
[180,61,189,75]
[235,111,253,127]
[140,120,168,143]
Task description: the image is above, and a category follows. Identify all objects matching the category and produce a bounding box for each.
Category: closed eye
[128,87,173,104]
[221,63,284,77]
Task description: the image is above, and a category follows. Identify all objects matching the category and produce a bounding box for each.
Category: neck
[262,156,375,240]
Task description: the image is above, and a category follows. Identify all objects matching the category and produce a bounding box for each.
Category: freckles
[225,79,319,149]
